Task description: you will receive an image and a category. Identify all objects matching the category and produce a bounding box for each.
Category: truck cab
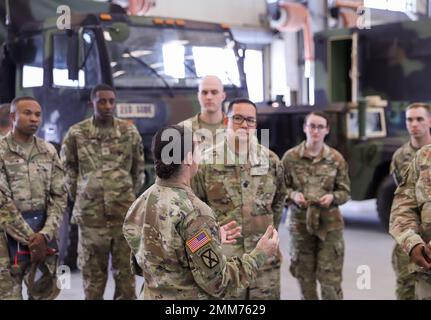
[3,12,249,187]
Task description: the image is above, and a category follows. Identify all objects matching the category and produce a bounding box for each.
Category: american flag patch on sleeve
[186,230,211,253]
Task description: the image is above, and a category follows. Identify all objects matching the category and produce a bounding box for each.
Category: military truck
[258,18,431,231]
[0,0,249,269]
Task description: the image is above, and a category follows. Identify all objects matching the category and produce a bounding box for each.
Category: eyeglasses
[230,115,257,127]
[305,124,327,131]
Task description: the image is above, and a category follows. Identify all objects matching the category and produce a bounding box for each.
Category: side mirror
[66,29,79,81]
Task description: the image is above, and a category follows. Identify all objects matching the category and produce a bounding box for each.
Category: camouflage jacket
[179,113,227,154]
[123,178,267,300]
[390,145,431,273]
[61,117,145,228]
[281,141,351,233]
[192,140,286,269]
[0,134,67,244]
[390,142,418,186]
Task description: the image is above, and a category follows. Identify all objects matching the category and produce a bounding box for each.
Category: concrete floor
[51,199,396,300]
[282,200,395,300]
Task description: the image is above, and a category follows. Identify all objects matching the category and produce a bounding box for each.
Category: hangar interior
[1,0,431,301]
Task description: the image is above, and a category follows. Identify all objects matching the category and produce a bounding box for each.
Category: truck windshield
[104,25,242,88]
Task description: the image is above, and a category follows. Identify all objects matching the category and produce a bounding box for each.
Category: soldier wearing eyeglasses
[281,111,350,300]
[192,98,286,300]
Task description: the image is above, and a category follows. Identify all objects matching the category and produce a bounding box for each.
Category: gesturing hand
[220,220,242,244]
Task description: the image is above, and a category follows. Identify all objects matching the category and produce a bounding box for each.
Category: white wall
[270,39,288,100]
[283,32,299,97]
[147,0,267,26]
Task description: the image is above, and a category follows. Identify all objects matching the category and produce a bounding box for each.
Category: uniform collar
[88,116,121,139]
[155,177,192,192]
[208,137,268,167]
[196,112,227,128]
[5,133,48,159]
[408,141,420,152]
[298,141,331,162]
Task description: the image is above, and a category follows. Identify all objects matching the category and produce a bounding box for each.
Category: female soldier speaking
[123,125,279,299]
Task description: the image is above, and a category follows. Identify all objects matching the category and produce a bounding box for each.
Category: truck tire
[58,207,78,271]
[376,175,397,232]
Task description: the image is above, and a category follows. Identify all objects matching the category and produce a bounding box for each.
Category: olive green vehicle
[258,18,431,231]
[0,0,249,269]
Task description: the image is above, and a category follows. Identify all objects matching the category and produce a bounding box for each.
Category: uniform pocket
[316,168,337,192]
[247,214,274,235]
[253,175,277,215]
[204,173,240,218]
[76,139,99,175]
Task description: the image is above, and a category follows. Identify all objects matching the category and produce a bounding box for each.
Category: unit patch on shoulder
[201,248,219,269]
[186,230,211,253]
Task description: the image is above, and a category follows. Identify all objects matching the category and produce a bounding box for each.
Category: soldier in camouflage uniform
[61,84,145,300]
[0,103,11,138]
[282,111,350,300]
[390,104,431,300]
[390,146,431,299]
[389,103,431,300]
[193,99,286,300]
[123,125,279,299]
[179,75,227,153]
[0,96,66,299]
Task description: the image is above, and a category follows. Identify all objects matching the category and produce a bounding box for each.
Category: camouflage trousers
[0,232,21,299]
[226,266,280,300]
[414,273,431,300]
[288,223,344,300]
[0,231,58,300]
[78,225,136,300]
[391,243,415,300]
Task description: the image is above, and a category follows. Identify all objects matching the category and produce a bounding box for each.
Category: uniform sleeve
[179,211,267,299]
[390,151,402,186]
[389,160,423,255]
[191,166,208,203]
[281,153,297,201]
[40,150,67,242]
[0,160,34,244]
[130,128,146,195]
[271,158,287,228]
[123,196,145,256]
[332,157,351,206]
[60,129,78,202]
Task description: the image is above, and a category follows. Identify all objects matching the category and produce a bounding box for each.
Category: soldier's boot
[392,244,415,300]
[297,280,319,300]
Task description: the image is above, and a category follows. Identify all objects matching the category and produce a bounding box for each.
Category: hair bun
[155,161,179,179]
